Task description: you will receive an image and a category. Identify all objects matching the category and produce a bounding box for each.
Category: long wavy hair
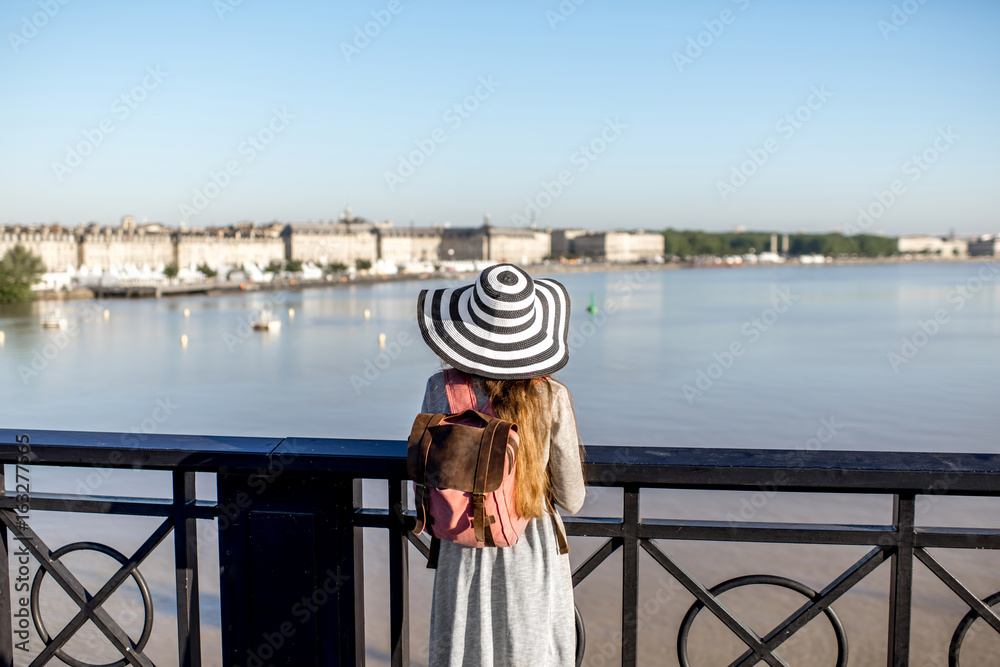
[482,376,555,519]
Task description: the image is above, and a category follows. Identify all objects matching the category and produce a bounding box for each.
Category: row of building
[897,234,1000,257]
[0,214,665,273]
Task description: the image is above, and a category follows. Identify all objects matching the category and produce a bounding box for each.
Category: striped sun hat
[417,263,571,379]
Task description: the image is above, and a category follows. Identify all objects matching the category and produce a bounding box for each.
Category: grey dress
[421,371,587,667]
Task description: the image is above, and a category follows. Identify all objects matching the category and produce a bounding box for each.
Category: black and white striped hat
[417,263,571,379]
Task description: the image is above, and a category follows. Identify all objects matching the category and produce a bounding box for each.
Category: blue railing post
[621,486,640,667]
[173,470,201,667]
[217,471,364,666]
[888,493,916,667]
[388,478,410,667]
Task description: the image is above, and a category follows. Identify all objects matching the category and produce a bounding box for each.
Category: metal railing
[1,429,999,666]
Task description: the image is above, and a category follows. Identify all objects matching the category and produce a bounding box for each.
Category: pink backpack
[408,369,529,565]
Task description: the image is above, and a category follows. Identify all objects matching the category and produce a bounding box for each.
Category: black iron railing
[1,429,999,666]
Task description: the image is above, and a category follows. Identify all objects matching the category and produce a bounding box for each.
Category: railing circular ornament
[575,604,586,667]
[30,541,155,667]
[948,590,1000,667]
[677,574,848,667]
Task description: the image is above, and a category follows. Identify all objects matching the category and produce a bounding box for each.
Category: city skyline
[0,211,989,240]
[1,1,998,234]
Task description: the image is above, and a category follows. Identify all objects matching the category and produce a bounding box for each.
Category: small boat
[251,309,281,332]
[41,314,68,328]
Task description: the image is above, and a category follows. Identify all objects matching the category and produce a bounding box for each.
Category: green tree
[197,262,217,278]
[325,261,348,274]
[856,234,897,257]
[664,229,899,259]
[163,263,179,279]
[285,259,303,273]
[265,260,283,273]
[355,259,372,271]
[0,245,46,303]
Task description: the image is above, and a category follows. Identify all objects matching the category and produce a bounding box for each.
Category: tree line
[661,229,898,258]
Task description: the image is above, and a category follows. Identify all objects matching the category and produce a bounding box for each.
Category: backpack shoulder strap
[443,368,479,413]
[554,516,570,555]
[411,412,445,537]
[545,497,570,556]
[426,535,442,569]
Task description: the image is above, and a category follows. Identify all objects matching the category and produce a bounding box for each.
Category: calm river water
[2,262,999,666]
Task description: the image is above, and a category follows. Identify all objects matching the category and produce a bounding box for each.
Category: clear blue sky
[1,0,997,234]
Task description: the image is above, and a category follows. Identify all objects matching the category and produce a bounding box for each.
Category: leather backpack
[407,369,530,567]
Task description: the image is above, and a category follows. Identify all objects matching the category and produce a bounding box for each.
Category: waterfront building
[442,216,550,264]
[77,223,175,271]
[2,214,682,281]
[176,225,284,269]
[967,235,1000,257]
[282,218,378,266]
[571,230,665,262]
[549,228,589,257]
[376,225,442,265]
[0,224,78,272]
[897,235,968,257]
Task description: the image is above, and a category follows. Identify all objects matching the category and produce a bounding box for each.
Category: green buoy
[587,292,598,315]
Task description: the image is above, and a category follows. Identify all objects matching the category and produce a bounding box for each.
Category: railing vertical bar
[173,470,202,667]
[388,479,410,667]
[337,477,366,667]
[0,467,13,667]
[621,485,640,667]
[888,493,915,667]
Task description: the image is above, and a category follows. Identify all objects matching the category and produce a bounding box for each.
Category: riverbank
[27,255,996,302]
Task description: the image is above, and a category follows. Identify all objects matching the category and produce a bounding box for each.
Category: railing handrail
[3,428,1000,495]
[4,428,1000,666]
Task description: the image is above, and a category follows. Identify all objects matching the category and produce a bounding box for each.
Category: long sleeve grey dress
[421,371,587,667]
